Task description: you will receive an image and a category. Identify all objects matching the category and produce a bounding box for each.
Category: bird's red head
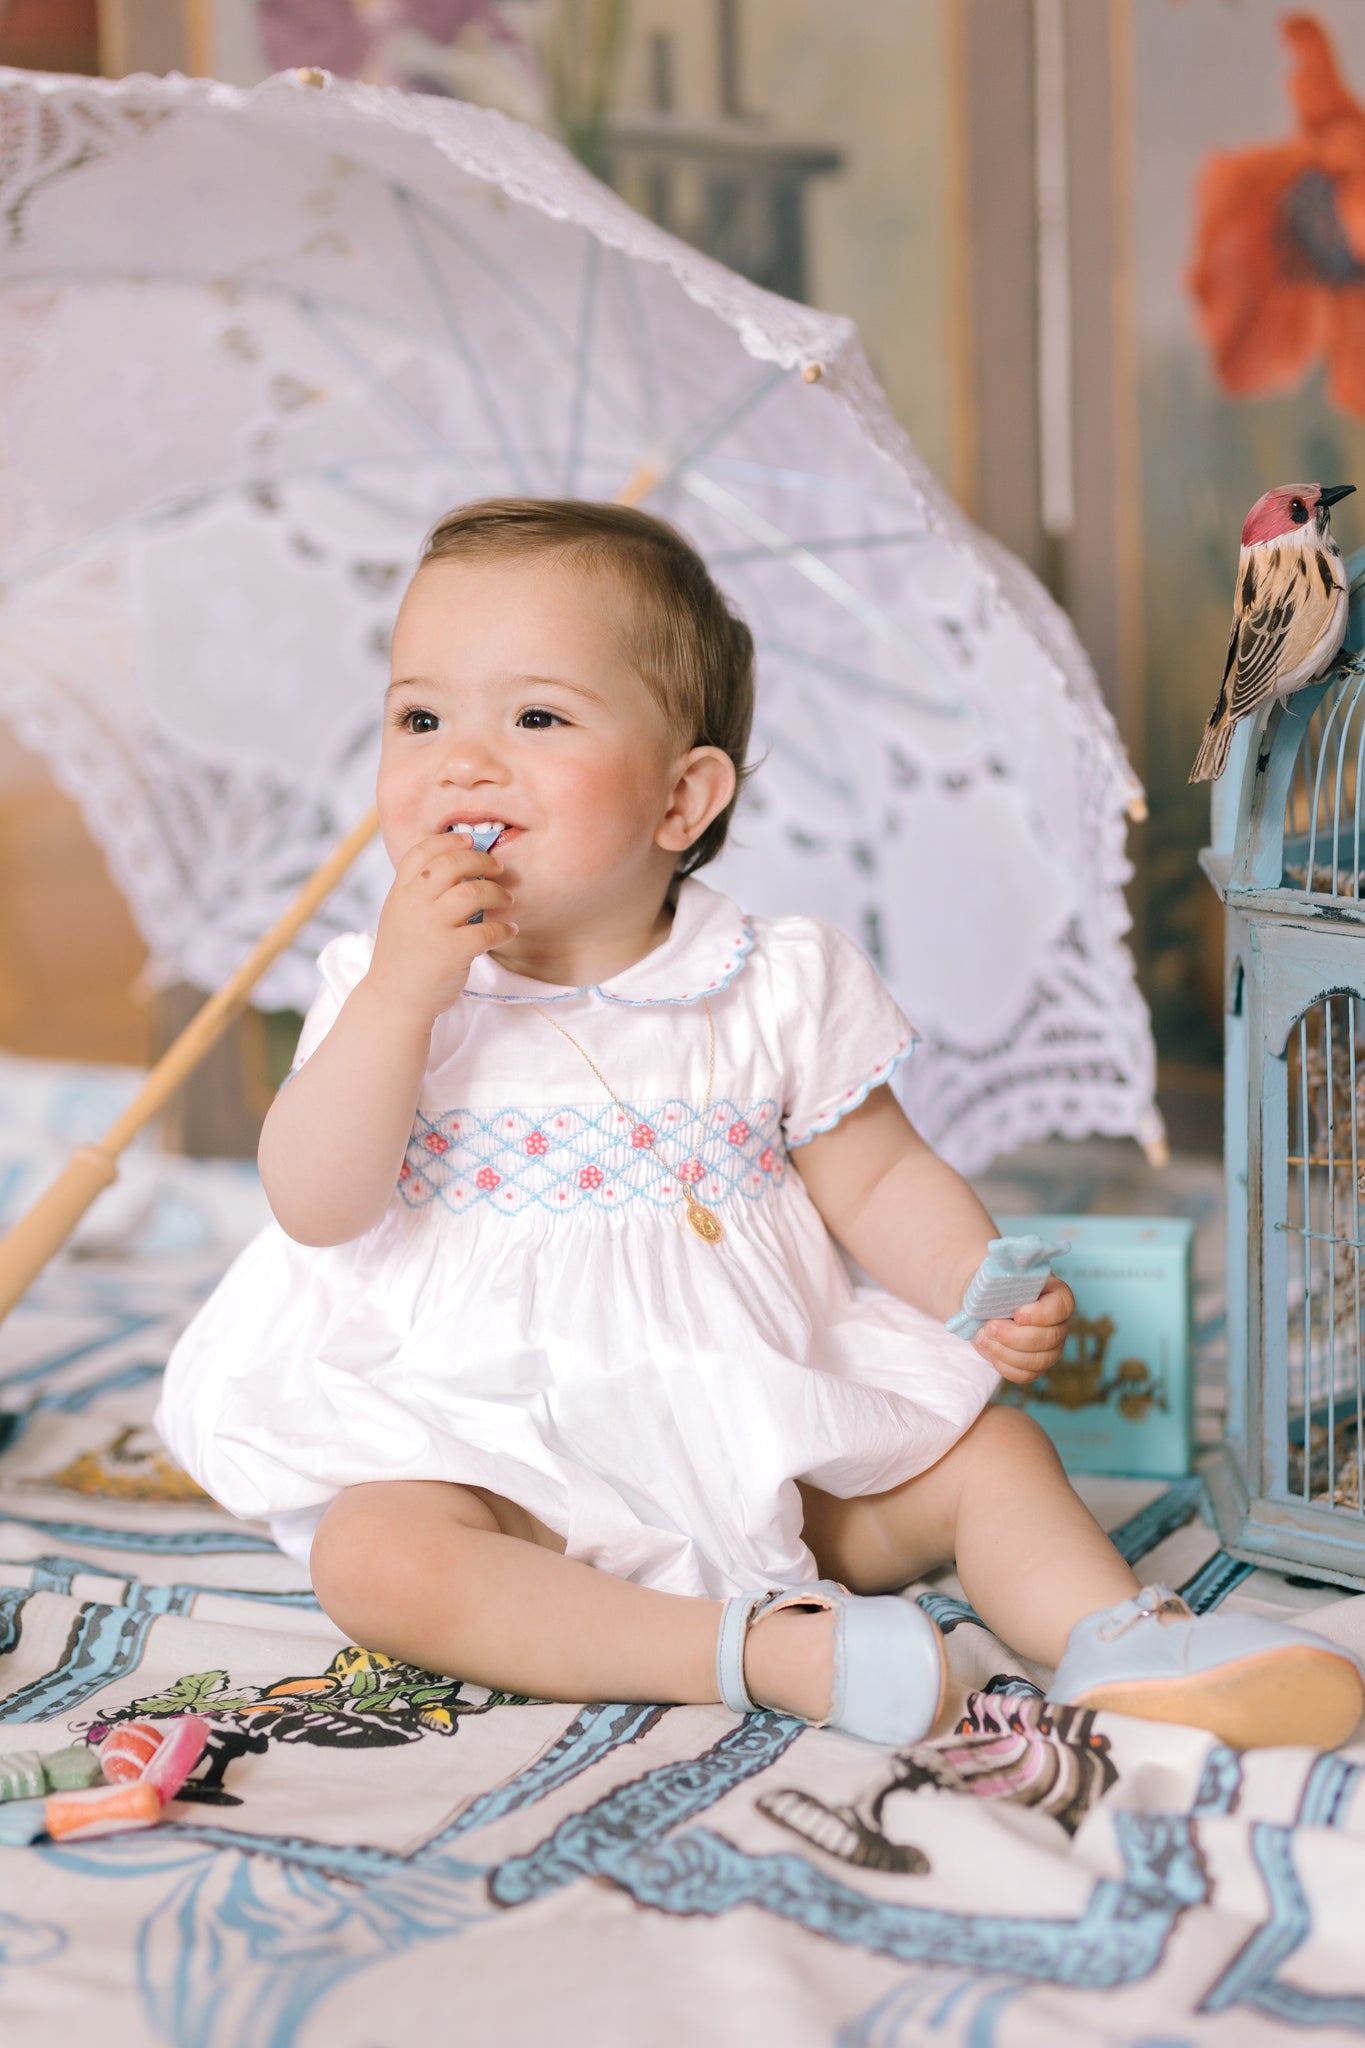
[1241,483,1356,546]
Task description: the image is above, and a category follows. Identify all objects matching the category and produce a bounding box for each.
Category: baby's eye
[398,707,439,734]
[517,707,565,730]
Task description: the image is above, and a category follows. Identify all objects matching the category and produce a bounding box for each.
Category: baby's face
[380,553,688,944]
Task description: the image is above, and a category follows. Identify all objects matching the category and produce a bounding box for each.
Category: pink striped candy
[142,1716,209,1802]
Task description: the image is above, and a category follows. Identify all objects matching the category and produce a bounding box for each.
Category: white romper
[156,880,999,1598]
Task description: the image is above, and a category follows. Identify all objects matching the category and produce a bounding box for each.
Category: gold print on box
[1000,1314,1169,1423]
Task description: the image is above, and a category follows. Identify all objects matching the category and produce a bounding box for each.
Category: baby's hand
[973,1272,1074,1385]
[367,833,517,1025]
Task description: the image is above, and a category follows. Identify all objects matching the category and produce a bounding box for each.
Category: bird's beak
[1321,484,1357,508]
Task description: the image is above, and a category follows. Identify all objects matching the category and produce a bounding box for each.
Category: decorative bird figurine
[1189,482,1356,783]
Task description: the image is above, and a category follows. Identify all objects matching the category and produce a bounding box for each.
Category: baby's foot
[1048,1584,1365,1750]
[741,1603,836,1722]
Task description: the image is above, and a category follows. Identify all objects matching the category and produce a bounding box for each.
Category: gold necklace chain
[529,997,724,1245]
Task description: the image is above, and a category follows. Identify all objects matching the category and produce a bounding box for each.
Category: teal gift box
[992,1215,1194,1478]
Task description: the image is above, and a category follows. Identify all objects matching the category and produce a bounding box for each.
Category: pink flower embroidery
[727,1121,749,1146]
[631,1124,655,1149]
[680,1159,704,1184]
[525,1131,548,1156]
[579,1165,604,1190]
[759,1147,776,1173]
[424,1132,449,1154]
[476,1168,501,1191]
[399,1161,412,1181]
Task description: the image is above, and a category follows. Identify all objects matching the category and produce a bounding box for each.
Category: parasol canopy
[0,64,1158,1173]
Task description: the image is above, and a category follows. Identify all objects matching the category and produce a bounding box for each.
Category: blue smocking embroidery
[399,1096,786,1216]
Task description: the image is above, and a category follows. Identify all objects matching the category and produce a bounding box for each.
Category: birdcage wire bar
[1281,991,1365,1513]
[1283,661,1365,895]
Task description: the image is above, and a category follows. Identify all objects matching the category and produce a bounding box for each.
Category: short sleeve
[768,918,917,1148]
[288,931,376,1073]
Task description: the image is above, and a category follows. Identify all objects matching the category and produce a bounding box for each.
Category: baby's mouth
[442,820,522,849]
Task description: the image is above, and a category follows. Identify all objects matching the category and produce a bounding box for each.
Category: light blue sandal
[716,1578,946,1747]
[1048,1584,1365,1751]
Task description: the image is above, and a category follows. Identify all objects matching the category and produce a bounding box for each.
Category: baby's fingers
[989,1349,1058,1386]
[437,877,515,926]
[396,836,504,901]
[1011,1274,1075,1328]
[975,1313,1065,1384]
[463,916,519,954]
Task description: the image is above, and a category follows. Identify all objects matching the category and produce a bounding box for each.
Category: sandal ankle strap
[716,1593,762,1713]
[717,1584,842,1716]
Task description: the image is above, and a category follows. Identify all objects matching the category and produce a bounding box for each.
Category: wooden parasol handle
[0,807,381,1325]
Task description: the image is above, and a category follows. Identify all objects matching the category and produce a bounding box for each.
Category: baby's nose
[438,730,508,782]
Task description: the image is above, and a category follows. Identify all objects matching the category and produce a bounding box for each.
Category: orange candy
[45,1780,161,1840]
[98,1720,164,1783]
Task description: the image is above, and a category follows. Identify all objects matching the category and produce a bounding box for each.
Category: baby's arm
[791,1086,1072,1382]
[258,834,515,1245]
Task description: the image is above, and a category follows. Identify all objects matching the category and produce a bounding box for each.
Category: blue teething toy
[449,822,503,922]
[946,1234,1072,1340]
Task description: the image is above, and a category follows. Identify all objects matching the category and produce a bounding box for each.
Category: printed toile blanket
[0,1074,1363,2045]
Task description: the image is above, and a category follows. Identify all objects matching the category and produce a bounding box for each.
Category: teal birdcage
[1203,546,1365,1587]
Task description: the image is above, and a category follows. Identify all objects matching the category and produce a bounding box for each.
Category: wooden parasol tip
[296,67,328,88]
[1126,793,1148,824]
[613,463,663,508]
[801,363,823,384]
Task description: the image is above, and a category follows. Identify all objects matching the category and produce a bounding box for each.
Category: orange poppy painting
[1189,12,1365,415]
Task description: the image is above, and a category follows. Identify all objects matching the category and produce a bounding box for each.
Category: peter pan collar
[462,878,754,1007]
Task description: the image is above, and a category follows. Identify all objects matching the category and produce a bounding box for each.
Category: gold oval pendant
[685,1198,723,1244]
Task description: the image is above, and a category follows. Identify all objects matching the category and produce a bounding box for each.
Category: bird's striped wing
[1227,548,1343,718]
[1191,543,1347,783]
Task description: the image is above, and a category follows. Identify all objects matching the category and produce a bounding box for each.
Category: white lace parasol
[0,65,1159,1172]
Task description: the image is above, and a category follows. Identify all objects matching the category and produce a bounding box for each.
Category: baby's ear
[656,746,736,852]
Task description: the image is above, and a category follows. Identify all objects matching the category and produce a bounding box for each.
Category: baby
[158,499,1364,1751]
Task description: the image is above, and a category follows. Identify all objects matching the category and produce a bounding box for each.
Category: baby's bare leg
[802,1404,1140,1668]
[310,1479,723,1704]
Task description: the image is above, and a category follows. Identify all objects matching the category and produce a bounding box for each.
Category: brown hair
[418,498,755,877]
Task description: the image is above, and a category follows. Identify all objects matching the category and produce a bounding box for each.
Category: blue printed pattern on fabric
[398,1098,786,1216]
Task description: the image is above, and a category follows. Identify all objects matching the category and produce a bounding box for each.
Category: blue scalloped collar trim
[461,880,756,1008]
[785,1037,917,1149]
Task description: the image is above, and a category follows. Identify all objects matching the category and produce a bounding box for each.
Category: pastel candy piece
[448,822,502,923]
[45,1780,161,1841]
[142,1716,209,1801]
[42,1746,104,1792]
[0,1798,47,1846]
[0,1751,45,1802]
[99,1720,164,1783]
[946,1234,1073,1340]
